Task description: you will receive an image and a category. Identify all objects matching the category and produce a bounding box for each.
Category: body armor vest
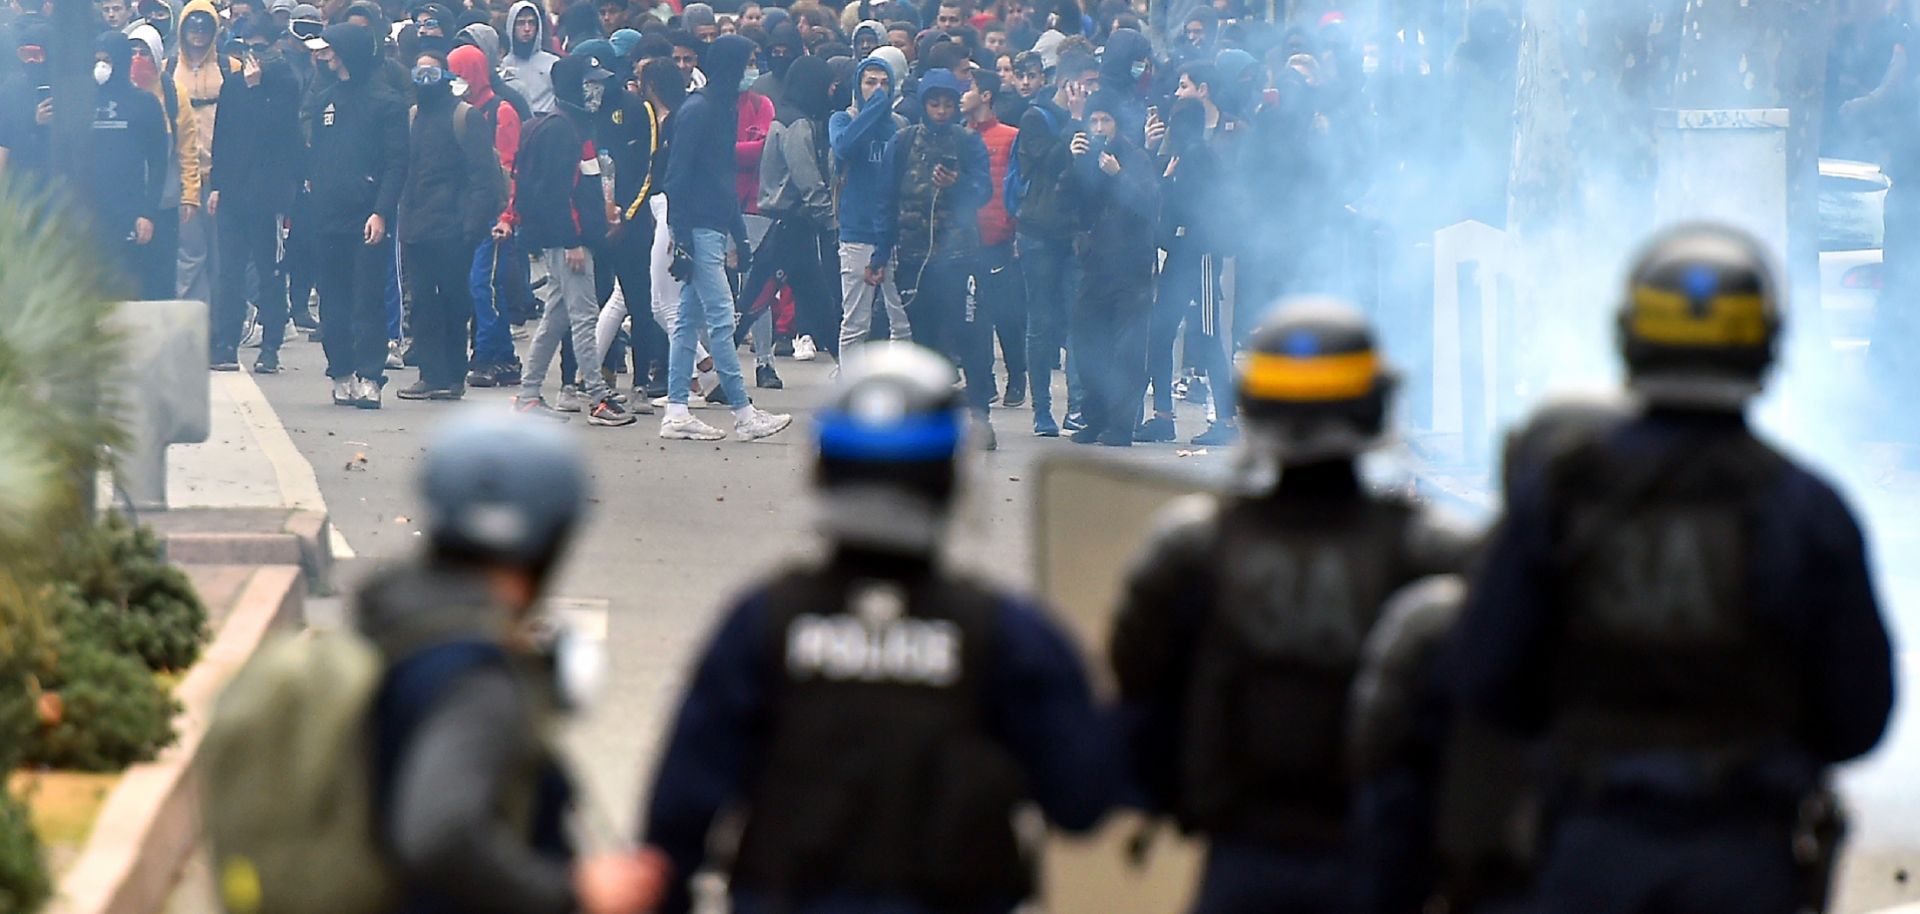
[733,566,1031,906]
[1181,496,1421,850]
[1546,434,1802,779]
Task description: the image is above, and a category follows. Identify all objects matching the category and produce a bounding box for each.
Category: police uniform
[1109,299,1471,913]
[1449,224,1896,914]
[641,344,1119,914]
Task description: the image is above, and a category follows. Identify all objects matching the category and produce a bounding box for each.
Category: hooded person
[449,41,528,387]
[89,28,171,293]
[1174,5,1216,63]
[658,33,794,441]
[0,20,54,178]
[127,21,202,300]
[207,17,301,371]
[556,2,602,49]
[742,54,838,363]
[829,52,913,357]
[1061,88,1155,445]
[824,53,856,110]
[457,21,535,118]
[1095,25,1153,136]
[171,0,240,304]
[497,51,641,425]
[682,1,717,41]
[395,46,507,400]
[850,18,884,58]
[878,67,996,444]
[751,21,802,114]
[502,0,561,113]
[305,21,410,408]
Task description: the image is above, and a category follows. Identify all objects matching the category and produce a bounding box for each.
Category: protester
[745,54,839,363]
[1063,90,1154,446]
[1011,45,1091,436]
[499,53,637,425]
[503,0,560,113]
[961,68,1025,407]
[208,21,300,373]
[449,41,529,388]
[396,47,505,401]
[306,22,408,409]
[88,29,170,295]
[830,53,915,356]
[169,0,234,306]
[660,33,792,441]
[128,22,202,302]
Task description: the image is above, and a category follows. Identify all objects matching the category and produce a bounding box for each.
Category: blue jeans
[668,228,750,408]
[1018,232,1081,418]
[469,235,518,365]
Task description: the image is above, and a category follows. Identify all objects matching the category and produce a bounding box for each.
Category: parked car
[1818,157,1888,347]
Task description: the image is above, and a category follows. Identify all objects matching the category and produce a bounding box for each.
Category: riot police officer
[1110,297,1471,913]
[639,342,1119,914]
[1449,223,1896,914]
[1346,394,1627,914]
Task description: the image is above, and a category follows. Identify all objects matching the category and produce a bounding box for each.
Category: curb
[148,508,336,595]
[45,564,304,914]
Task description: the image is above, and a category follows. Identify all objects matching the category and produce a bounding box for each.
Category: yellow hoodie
[168,0,238,190]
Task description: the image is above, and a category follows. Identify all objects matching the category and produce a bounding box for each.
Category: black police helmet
[1236,296,1396,460]
[1617,222,1781,409]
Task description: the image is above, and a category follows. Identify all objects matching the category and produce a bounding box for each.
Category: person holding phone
[1061,90,1155,446]
[878,67,996,448]
[0,22,54,180]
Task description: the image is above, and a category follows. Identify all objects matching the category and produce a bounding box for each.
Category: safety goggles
[411,63,447,84]
[15,45,45,65]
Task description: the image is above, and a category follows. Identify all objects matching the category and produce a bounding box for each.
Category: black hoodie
[89,30,170,245]
[510,54,609,249]
[0,21,53,177]
[664,33,751,241]
[400,75,508,244]
[305,23,410,233]
[753,23,803,115]
[209,48,301,213]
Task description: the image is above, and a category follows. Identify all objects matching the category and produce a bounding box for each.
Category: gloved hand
[669,243,694,283]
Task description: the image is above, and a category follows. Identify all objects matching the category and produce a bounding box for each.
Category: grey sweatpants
[520,247,611,404]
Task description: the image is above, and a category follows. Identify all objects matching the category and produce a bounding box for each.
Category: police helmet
[1236,296,1397,461]
[1617,223,1781,409]
[813,344,968,553]
[420,408,588,570]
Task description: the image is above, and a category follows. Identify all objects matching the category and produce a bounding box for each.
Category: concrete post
[110,300,211,510]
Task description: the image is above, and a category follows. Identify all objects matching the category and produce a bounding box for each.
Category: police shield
[1030,451,1223,914]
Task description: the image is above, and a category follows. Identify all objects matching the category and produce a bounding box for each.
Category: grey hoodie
[500,0,559,115]
[459,22,535,119]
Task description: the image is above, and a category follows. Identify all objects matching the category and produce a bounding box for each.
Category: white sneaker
[793,335,819,361]
[331,378,354,406]
[386,339,404,369]
[555,385,588,412]
[660,414,726,440]
[734,407,793,441]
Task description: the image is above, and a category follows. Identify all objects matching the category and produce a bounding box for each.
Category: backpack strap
[369,640,510,813]
[454,101,471,146]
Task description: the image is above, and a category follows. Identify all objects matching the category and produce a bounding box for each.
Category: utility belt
[1554,752,1844,913]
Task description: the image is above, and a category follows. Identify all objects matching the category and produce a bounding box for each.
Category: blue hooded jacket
[827,54,900,261]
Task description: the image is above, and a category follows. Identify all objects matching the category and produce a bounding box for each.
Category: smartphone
[35,84,52,102]
[938,154,960,172]
[1084,135,1107,158]
[1146,104,1159,121]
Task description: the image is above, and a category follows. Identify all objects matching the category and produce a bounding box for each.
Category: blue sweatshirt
[664,34,753,244]
[827,56,899,261]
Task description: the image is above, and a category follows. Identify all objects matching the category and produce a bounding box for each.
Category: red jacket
[972,115,1018,247]
[736,91,774,214]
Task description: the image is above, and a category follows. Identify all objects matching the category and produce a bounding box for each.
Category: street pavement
[164,322,1920,911]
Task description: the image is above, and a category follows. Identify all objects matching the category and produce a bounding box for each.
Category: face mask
[450,76,470,95]
[130,55,158,88]
[94,60,113,85]
[412,63,447,85]
[1130,60,1146,79]
[581,79,604,111]
[741,64,760,88]
[149,17,172,37]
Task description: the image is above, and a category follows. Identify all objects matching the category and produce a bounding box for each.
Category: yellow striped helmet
[1237,296,1396,460]
[1617,223,1781,408]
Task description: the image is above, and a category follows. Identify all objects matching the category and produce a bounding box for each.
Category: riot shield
[1030,451,1224,914]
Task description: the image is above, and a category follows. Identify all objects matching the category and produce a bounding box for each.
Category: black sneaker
[1192,422,1238,446]
[396,380,437,400]
[1135,416,1175,442]
[774,337,794,357]
[1070,426,1102,445]
[1002,379,1027,408]
[1063,412,1088,432]
[291,310,319,330]
[1183,376,1210,405]
[494,361,523,386]
[211,355,240,372]
[466,364,499,388]
[428,384,465,401]
[586,396,637,427]
[756,364,784,390]
[253,351,281,374]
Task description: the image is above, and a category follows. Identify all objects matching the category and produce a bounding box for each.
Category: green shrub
[47,516,206,673]
[0,791,50,914]
[22,632,177,774]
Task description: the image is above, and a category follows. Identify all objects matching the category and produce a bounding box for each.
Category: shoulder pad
[1402,503,1483,576]
[1348,574,1467,778]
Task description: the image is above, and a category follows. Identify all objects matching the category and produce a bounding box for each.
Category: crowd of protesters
[0,0,1537,445]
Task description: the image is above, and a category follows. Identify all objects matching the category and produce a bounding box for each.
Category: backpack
[1001,105,1059,219]
[199,629,503,914]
